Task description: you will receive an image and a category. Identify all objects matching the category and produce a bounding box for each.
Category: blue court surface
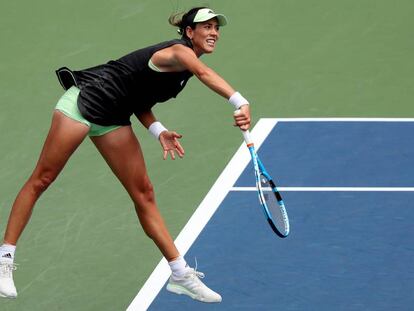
[132,119,414,311]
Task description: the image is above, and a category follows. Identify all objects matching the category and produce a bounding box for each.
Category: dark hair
[168,6,208,38]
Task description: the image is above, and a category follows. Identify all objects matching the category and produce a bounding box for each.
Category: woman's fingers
[161,132,184,160]
[174,141,185,157]
[233,115,251,128]
[233,107,251,129]
[169,149,175,160]
[173,132,183,139]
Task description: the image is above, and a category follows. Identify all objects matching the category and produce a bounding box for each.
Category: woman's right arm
[171,44,236,98]
[171,44,251,130]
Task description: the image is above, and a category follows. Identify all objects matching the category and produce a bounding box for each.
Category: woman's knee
[30,171,57,195]
[132,177,155,207]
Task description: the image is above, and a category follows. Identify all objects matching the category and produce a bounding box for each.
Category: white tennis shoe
[0,256,17,299]
[166,268,222,303]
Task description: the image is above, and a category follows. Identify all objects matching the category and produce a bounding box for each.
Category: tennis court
[1,1,413,310]
[132,119,414,310]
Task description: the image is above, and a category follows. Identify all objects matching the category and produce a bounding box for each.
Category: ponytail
[168,7,208,37]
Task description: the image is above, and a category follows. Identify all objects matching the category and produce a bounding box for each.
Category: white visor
[193,8,227,26]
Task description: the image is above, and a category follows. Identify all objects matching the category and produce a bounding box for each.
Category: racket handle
[241,130,253,145]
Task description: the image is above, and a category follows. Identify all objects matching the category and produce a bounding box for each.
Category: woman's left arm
[136,109,185,160]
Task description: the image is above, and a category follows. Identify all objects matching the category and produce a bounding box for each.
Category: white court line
[265,118,414,122]
[126,119,277,311]
[231,187,414,192]
[127,118,414,311]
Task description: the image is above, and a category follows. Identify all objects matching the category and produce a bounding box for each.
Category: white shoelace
[191,270,205,279]
[194,257,205,277]
[187,258,205,280]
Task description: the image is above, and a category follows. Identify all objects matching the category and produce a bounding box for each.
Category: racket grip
[242,130,253,145]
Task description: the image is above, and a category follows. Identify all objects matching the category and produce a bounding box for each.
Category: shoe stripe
[167,284,198,300]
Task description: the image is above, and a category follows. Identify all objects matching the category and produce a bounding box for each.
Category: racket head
[247,144,290,238]
[259,173,290,238]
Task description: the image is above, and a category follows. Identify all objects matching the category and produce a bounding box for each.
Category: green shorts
[55,86,122,137]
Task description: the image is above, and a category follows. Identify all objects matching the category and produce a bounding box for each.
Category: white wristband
[148,121,168,139]
[228,92,249,109]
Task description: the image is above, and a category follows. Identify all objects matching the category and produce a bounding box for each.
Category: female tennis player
[0,7,250,302]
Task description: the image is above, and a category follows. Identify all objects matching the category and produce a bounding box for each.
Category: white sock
[168,256,189,277]
[0,244,16,261]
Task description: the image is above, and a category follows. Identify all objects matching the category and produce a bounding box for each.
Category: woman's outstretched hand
[159,131,185,160]
[234,104,251,131]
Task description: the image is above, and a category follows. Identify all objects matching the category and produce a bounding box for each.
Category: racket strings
[260,175,289,236]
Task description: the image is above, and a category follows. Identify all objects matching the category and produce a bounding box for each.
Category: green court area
[0,1,413,310]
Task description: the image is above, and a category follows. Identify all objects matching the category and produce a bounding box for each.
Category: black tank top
[56,39,194,126]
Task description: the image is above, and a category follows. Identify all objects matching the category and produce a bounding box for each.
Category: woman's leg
[90,125,221,303]
[3,111,90,245]
[90,126,179,261]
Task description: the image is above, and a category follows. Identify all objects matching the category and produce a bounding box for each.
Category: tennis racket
[239,127,290,238]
